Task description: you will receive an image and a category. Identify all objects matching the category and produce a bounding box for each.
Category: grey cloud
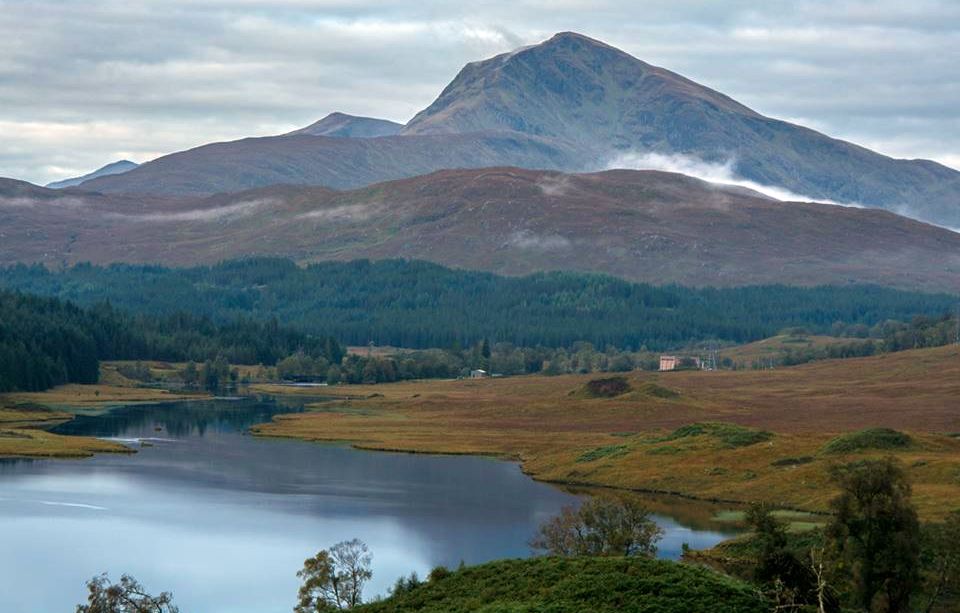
[507,230,571,251]
[606,151,862,206]
[0,195,88,209]
[299,203,375,222]
[0,0,957,185]
[108,198,272,222]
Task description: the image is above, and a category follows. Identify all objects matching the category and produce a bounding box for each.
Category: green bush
[821,428,912,454]
[647,445,684,456]
[665,422,773,448]
[636,382,680,399]
[770,456,814,467]
[576,445,629,463]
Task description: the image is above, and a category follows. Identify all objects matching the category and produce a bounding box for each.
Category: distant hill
[46,160,138,189]
[3,168,959,291]
[77,131,583,195]
[287,112,403,138]
[77,32,960,228]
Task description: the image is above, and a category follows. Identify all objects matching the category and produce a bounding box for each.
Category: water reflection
[0,397,734,613]
[51,395,309,439]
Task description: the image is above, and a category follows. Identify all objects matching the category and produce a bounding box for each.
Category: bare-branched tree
[76,574,178,613]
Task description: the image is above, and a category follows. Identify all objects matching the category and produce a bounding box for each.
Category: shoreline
[247,351,960,521]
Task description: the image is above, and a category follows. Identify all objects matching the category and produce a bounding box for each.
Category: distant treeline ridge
[0,258,955,351]
[0,290,342,392]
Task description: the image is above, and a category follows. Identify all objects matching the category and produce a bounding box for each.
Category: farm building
[659,356,702,372]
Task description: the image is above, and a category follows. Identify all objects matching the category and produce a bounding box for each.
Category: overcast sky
[1,0,958,185]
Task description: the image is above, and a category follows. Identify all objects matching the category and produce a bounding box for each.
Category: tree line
[0,290,342,393]
[761,314,960,369]
[1,258,955,351]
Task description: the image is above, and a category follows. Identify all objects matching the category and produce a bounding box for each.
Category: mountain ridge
[72,31,960,228]
[4,167,959,291]
[402,31,960,224]
[78,130,586,195]
[45,159,138,189]
[287,112,403,138]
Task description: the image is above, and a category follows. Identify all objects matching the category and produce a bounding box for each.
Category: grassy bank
[356,556,767,613]
[252,345,960,519]
[0,367,207,458]
[0,427,131,458]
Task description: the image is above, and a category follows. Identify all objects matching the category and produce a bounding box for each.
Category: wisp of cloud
[606,151,859,206]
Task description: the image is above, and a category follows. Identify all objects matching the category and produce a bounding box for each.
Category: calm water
[0,397,732,613]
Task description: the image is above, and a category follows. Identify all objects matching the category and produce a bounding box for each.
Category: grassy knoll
[252,345,960,519]
[720,332,873,366]
[356,557,767,613]
[821,427,913,454]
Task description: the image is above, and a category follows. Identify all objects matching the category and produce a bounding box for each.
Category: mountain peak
[76,32,960,228]
[46,159,139,189]
[542,31,624,51]
[549,30,592,40]
[402,32,757,144]
[287,113,402,138]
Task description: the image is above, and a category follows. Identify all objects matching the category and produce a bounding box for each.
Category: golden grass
[252,345,960,520]
[0,427,130,458]
[0,364,207,458]
[2,383,203,411]
[0,407,73,426]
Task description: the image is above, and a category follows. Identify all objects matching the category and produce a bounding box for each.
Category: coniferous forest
[0,290,342,392]
[1,258,955,351]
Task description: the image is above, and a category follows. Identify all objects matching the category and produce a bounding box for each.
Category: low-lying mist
[605,151,858,206]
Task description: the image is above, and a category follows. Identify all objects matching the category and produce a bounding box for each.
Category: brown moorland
[3,167,960,291]
[251,345,960,519]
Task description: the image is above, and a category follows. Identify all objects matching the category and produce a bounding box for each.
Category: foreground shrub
[355,557,769,613]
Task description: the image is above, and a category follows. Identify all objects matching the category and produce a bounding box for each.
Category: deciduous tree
[921,511,960,613]
[531,495,663,557]
[825,458,920,613]
[745,503,838,612]
[76,574,177,613]
[296,539,373,612]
